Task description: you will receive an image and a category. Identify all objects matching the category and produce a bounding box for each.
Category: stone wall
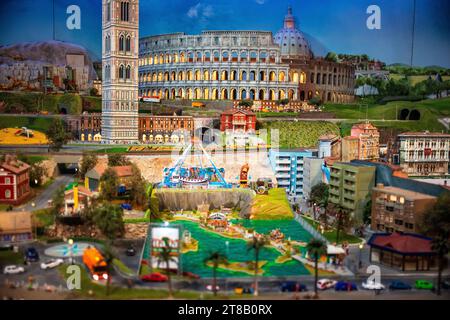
[155,188,255,218]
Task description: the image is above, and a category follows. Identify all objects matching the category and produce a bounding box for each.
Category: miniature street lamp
[313,202,317,220]
[68,238,74,265]
[358,243,364,270]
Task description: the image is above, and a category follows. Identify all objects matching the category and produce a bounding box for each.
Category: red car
[141,272,168,282]
[183,271,200,279]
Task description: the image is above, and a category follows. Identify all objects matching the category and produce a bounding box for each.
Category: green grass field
[251,188,294,220]
[0,250,23,265]
[0,116,53,132]
[302,216,362,244]
[324,97,450,133]
[390,74,450,86]
[262,121,340,148]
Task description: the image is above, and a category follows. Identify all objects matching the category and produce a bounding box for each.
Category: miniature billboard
[149,224,181,271]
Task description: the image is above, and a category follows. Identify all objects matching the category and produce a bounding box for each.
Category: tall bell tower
[102,0,139,144]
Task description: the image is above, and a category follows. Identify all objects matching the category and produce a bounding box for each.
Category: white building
[101,0,140,143]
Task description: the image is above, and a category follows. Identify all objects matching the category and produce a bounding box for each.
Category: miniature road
[13,174,73,212]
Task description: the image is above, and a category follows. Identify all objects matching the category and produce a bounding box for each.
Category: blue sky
[0,0,449,67]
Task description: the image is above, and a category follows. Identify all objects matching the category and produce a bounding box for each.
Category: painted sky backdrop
[0,0,449,67]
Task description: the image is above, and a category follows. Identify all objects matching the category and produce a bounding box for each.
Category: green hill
[323,97,450,133]
[262,121,340,148]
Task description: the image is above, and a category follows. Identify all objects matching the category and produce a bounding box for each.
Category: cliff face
[155,189,255,218]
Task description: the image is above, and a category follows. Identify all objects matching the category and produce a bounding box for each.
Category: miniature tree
[247,235,268,296]
[156,237,178,298]
[204,251,228,296]
[306,238,327,297]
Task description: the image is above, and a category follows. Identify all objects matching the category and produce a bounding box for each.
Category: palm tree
[330,203,351,244]
[247,235,268,296]
[102,242,115,297]
[306,239,327,297]
[431,235,449,296]
[156,237,177,298]
[204,251,228,296]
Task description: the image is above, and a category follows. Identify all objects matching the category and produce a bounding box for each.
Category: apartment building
[370,183,437,234]
[303,157,324,201]
[328,162,376,222]
[268,149,315,202]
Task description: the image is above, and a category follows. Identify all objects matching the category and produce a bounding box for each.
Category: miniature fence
[294,214,329,244]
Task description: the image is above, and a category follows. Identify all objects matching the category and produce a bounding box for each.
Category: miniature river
[144,219,313,278]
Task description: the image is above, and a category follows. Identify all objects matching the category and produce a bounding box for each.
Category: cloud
[187,3,214,20]
[187,3,201,18]
[255,0,266,4]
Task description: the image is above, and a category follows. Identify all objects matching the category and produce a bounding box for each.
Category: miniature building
[368,232,437,271]
[220,109,257,133]
[396,131,450,176]
[138,7,355,103]
[65,113,195,144]
[370,184,437,234]
[318,134,341,159]
[350,122,380,161]
[341,136,359,162]
[101,0,140,143]
[63,184,94,216]
[0,211,32,243]
[302,157,324,200]
[0,155,31,205]
[268,148,315,202]
[85,163,133,192]
[328,162,376,222]
[138,114,194,143]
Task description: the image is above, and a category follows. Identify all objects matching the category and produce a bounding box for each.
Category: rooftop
[368,232,434,254]
[0,211,32,234]
[398,131,450,137]
[0,155,30,174]
[86,163,134,180]
[372,185,437,201]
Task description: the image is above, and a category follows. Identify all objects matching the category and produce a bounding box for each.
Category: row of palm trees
[155,235,327,298]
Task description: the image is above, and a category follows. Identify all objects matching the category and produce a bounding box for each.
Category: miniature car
[141,272,168,282]
[389,281,412,290]
[206,284,220,292]
[24,247,39,262]
[40,258,64,270]
[281,281,307,292]
[317,279,337,290]
[335,281,357,291]
[182,271,200,279]
[0,243,13,251]
[125,245,136,256]
[3,265,25,275]
[415,280,434,290]
[120,203,132,210]
[362,279,385,290]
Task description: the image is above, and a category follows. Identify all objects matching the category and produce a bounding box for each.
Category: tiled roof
[369,232,434,254]
[0,156,30,174]
[64,185,94,197]
[86,163,133,179]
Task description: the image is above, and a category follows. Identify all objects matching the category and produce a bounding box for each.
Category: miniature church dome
[274,6,313,59]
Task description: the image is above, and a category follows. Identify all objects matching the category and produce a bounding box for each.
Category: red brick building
[0,155,31,205]
[220,109,256,133]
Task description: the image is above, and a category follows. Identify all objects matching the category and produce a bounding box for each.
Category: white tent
[355,84,379,96]
[327,244,346,255]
